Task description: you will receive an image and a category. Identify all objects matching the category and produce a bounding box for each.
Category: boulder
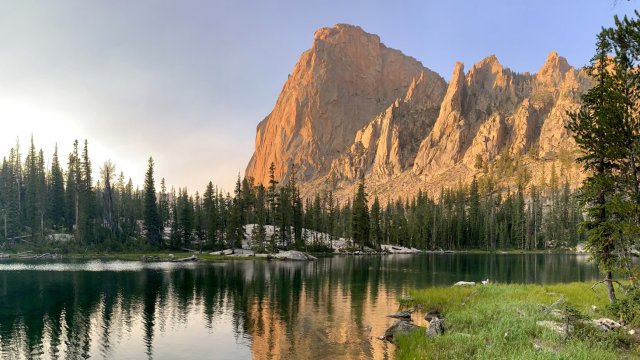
[592,318,623,331]
[453,281,476,286]
[46,234,74,242]
[426,317,445,337]
[425,310,445,337]
[536,320,573,336]
[272,250,317,261]
[383,320,420,342]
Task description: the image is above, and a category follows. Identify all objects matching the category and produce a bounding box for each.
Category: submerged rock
[387,310,413,319]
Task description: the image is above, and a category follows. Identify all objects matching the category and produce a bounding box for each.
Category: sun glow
[0,97,143,187]
[0,97,80,151]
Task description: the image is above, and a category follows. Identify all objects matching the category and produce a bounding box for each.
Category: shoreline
[0,248,591,263]
[394,281,639,359]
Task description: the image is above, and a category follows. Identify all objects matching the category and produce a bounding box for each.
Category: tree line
[0,138,583,252]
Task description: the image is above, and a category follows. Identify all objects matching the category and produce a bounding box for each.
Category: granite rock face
[245,24,437,185]
[245,24,590,201]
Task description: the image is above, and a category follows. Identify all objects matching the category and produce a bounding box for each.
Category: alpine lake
[0,253,599,359]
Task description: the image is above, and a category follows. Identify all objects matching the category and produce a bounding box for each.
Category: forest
[0,137,584,253]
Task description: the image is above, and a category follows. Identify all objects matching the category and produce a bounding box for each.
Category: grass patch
[396,282,639,360]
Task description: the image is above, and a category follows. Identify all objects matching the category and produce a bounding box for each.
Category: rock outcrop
[245,24,438,185]
[245,24,590,201]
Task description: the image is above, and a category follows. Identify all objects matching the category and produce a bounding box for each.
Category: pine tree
[1,151,20,240]
[251,184,267,252]
[159,178,170,228]
[226,181,244,252]
[169,201,180,249]
[100,160,116,234]
[178,189,194,248]
[78,139,95,242]
[143,157,162,247]
[49,144,65,229]
[65,140,80,236]
[267,162,279,248]
[23,137,39,237]
[370,196,382,250]
[203,181,218,250]
[351,176,370,250]
[194,192,204,252]
[567,27,632,303]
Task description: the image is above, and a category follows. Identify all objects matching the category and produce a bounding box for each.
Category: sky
[0,0,637,193]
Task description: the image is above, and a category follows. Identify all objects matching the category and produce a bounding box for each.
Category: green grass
[396,282,640,360]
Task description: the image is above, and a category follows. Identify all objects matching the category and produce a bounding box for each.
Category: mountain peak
[313,24,379,43]
[246,26,590,202]
[476,55,502,69]
[538,50,570,80]
[246,24,429,186]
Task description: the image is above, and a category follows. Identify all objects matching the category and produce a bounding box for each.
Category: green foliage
[397,283,636,360]
[609,287,640,325]
[568,12,640,303]
[0,136,586,253]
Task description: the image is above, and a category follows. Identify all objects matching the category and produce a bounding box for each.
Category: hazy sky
[0,1,636,193]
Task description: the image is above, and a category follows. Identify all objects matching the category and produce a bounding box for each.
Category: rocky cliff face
[245,25,590,200]
[245,24,439,185]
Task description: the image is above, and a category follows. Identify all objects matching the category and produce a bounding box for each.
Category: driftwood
[6,235,32,241]
[142,255,198,263]
[590,279,628,295]
[171,255,198,262]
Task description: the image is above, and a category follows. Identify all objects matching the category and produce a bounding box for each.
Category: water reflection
[0,254,598,359]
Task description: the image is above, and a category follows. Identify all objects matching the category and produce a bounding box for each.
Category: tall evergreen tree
[143,157,162,247]
[100,160,116,234]
[49,144,65,229]
[351,176,370,250]
[567,27,633,303]
[370,196,382,250]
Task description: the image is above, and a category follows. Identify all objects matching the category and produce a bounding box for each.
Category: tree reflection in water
[0,254,598,359]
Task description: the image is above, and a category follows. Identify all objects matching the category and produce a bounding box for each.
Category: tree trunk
[605,271,616,304]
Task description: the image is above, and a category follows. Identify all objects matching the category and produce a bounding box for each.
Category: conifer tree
[251,184,267,252]
[65,140,80,237]
[203,181,218,249]
[78,140,95,242]
[49,144,65,229]
[351,176,370,250]
[567,29,629,303]
[100,160,116,234]
[226,180,244,252]
[143,157,162,247]
[370,196,382,250]
[158,178,170,228]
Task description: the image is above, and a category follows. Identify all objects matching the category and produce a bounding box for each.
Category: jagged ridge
[245,24,590,201]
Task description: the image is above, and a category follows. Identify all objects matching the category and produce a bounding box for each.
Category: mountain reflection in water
[0,254,598,359]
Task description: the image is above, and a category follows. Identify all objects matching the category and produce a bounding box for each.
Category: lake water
[0,254,599,359]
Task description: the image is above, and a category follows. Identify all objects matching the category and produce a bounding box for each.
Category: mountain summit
[245,25,590,200]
